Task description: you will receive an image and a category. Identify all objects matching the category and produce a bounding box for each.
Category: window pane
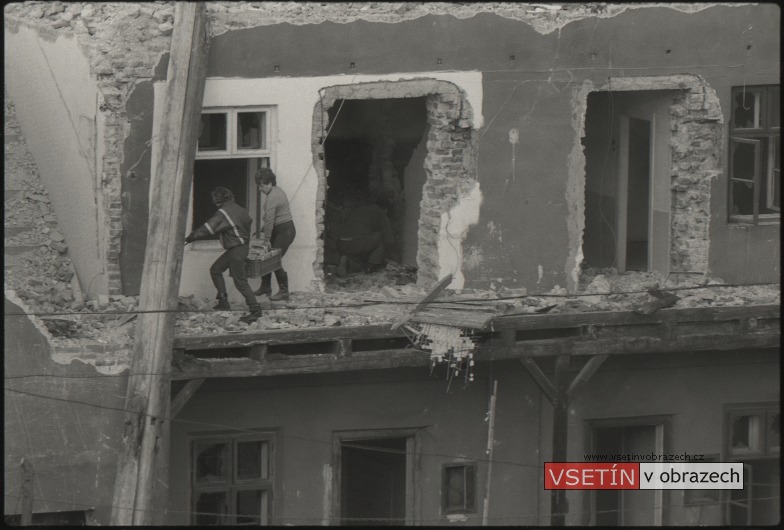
[195,442,230,482]
[769,87,780,129]
[237,112,266,150]
[195,490,228,525]
[237,441,268,480]
[731,415,762,453]
[768,411,780,453]
[199,114,227,151]
[769,139,781,211]
[733,90,761,129]
[236,489,268,525]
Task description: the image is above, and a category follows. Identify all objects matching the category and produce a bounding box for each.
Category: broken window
[442,463,476,514]
[729,85,780,224]
[192,434,274,525]
[192,108,274,238]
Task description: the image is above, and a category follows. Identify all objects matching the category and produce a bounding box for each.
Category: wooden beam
[567,355,609,398]
[520,358,556,405]
[391,273,453,330]
[492,304,780,331]
[170,332,780,381]
[111,4,209,526]
[551,355,570,526]
[171,379,206,417]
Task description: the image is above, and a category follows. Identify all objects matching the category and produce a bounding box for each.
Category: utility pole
[110,3,209,525]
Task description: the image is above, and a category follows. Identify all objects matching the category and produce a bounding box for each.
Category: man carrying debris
[336,193,394,277]
[185,186,261,324]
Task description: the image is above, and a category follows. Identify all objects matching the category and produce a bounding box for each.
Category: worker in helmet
[185,186,261,324]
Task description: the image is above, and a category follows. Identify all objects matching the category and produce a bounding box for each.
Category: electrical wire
[4,280,779,317]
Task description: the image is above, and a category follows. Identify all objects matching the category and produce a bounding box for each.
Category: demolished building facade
[4,2,780,526]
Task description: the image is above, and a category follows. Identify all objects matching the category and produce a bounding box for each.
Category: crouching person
[185,186,261,324]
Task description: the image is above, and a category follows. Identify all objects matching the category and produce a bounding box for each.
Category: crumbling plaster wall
[4,295,127,523]
[3,23,107,295]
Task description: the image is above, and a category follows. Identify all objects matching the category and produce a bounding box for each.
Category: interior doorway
[583,90,676,274]
[339,437,409,526]
[589,420,665,526]
[322,98,428,276]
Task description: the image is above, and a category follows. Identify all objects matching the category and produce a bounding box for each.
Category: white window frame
[189,106,276,248]
[728,85,780,225]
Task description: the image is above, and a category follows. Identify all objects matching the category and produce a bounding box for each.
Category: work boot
[270,270,289,301]
[254,276,272,297]
[239,305,262,324]
[214,293,230,311]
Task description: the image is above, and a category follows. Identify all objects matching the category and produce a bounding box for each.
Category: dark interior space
[625,117,650,271]
[592,425,656,526]
[341,437,407,526]
[323,98,428,279]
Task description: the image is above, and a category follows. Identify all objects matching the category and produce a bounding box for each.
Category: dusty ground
[4,84,779,349]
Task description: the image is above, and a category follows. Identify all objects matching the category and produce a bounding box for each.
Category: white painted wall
[168,72,483,302]
[4,25,106,295]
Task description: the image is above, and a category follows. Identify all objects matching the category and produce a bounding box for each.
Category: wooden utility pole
[110,3,209,525]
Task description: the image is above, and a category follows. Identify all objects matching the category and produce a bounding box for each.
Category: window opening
[442,463,476,514]
[725,404,780,526]
[729,85,781,223]
[192,108,274,236]
[322,98,428,284]
[192,434,274,526]
[340,437,408,526]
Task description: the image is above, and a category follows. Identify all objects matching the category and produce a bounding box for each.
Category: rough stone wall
[668,85,723,274]
[312,79,477,288]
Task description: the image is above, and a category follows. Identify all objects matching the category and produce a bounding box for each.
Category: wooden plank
[170,378,205,417]
[482,380,498,526]
[568,355,609,398]
[410,307,496,330]
[551,355,570,526]
[171,349,431,380]
[391,274,453,330]
[173,323,406,350]
[110,4,209,526]
[492,304,780,330]
[520,358,556,405]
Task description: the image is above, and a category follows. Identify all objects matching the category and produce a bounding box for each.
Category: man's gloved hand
[185,235,194,245]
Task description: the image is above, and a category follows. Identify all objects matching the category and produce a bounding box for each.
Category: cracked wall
[314,79,481,289]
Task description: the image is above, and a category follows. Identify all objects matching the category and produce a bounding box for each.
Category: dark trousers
[337,232,384,266]
[210,244,258,308]
[261,220,296,291]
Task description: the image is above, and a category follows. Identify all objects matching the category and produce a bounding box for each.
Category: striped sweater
[261,186,293,243]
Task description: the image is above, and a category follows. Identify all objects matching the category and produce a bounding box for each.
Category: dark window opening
[442,463,476,514]
[192,158,268,236]
[323,98,428,282]
[340,437,407,526]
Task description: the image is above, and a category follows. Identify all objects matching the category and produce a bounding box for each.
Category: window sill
[728,217,780,227]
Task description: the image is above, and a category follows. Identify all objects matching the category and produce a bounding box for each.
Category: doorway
[589,420,666,526]
[583,90,676,274]
[339,437,409,526]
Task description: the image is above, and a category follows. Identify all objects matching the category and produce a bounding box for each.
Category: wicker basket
[246,248,282,278]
